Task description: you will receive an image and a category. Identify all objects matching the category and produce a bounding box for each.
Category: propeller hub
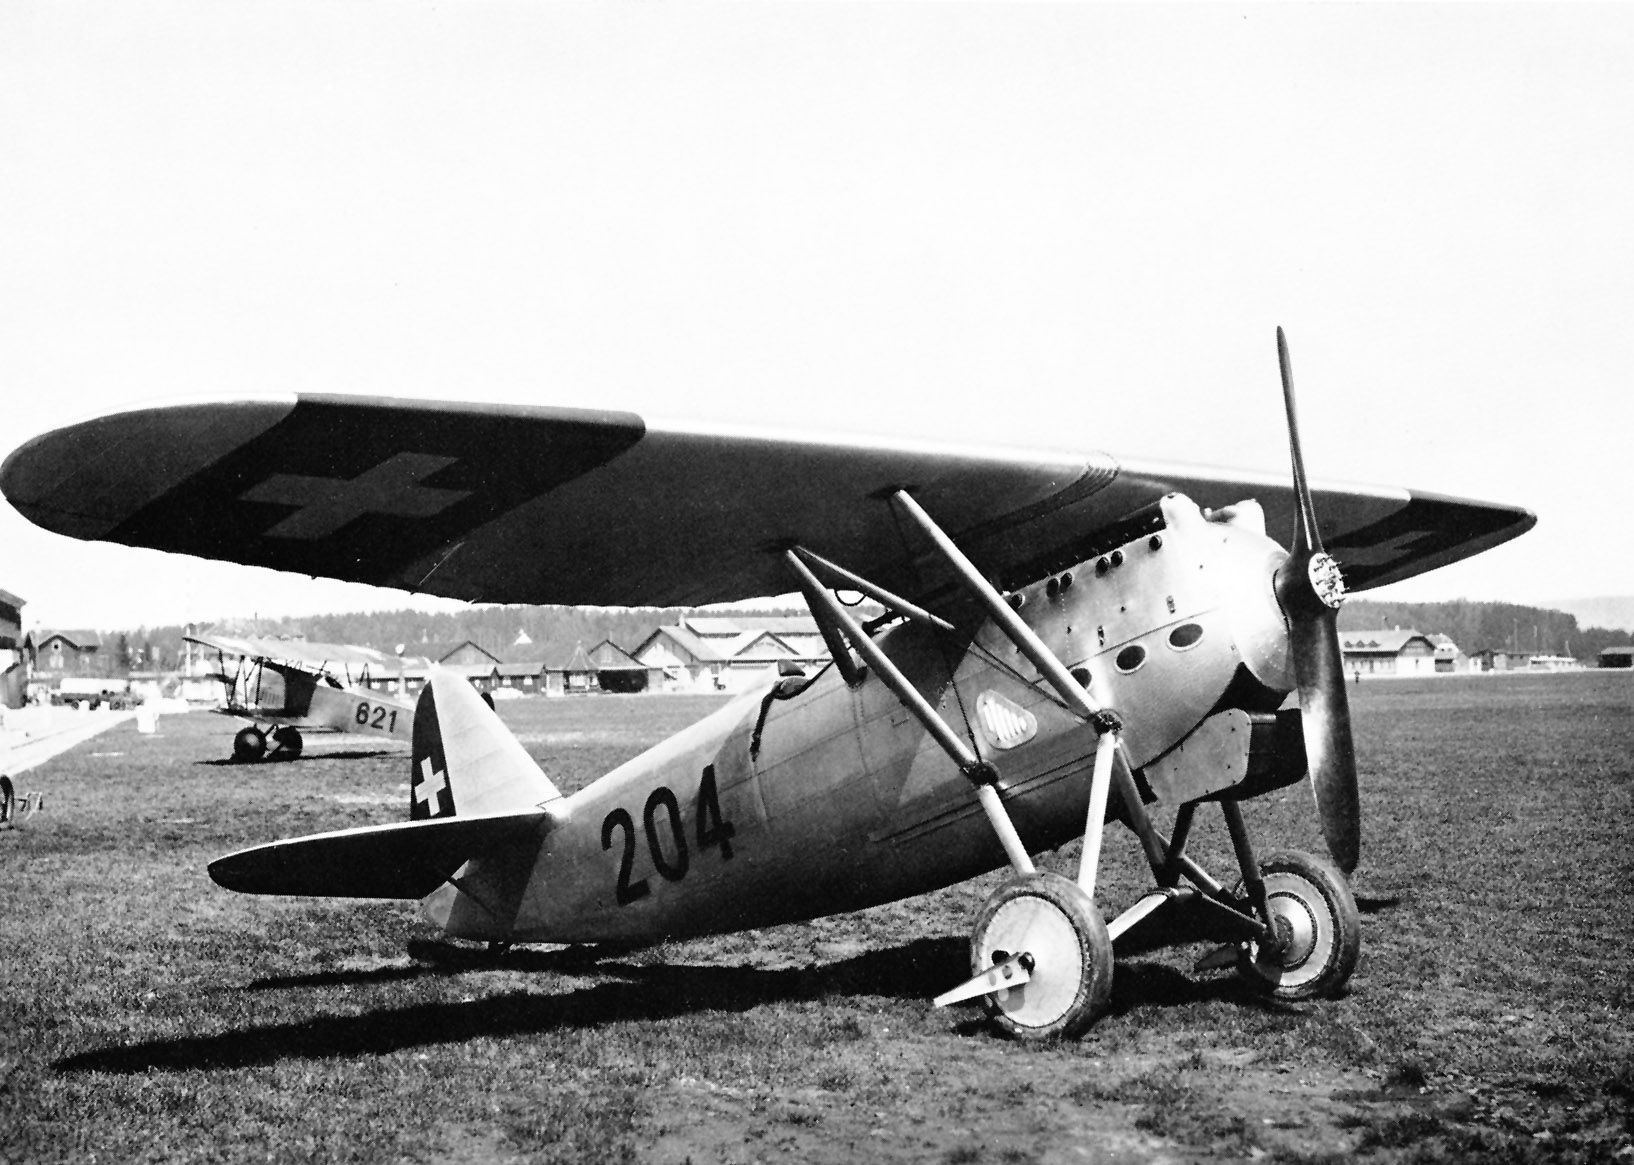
[1307,551,1346,610]
[1275,549,1349,619]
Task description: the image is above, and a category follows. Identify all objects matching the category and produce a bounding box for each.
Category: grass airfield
[1,675,1630,1163]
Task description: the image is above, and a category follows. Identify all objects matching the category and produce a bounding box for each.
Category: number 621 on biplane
[186,632,414,763]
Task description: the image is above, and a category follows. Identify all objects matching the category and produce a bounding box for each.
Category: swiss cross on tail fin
[410,683,456,820]
[412,754,455,819]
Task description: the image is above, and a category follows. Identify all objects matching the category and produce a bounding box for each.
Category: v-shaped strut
[783,489,1127,897]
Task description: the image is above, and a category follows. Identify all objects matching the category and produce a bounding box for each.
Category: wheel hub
[980,895,1085,1025]
[1233,851,1359,1001]
[1265,892,1318,969]
[964,872,1113,1041]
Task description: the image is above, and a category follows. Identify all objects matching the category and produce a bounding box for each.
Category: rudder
[410,669,562,820]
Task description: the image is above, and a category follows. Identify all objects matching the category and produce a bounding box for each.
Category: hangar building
[25,629,103,680]
[1,588,24,708]
[1599,646,1634,669]
[634,615,828,692]
[1339,628,1440,677]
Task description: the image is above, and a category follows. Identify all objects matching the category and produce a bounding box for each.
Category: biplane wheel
[232,726,267,763]
[970,871,1113,1042]
[271,726,304,760]
[0,774,14,825]
[1235,849,1360,1001]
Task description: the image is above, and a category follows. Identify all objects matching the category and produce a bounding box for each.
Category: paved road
[0,705,138,777]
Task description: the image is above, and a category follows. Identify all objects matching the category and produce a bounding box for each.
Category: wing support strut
[846,495,1254,929]
[887,491,1126,898]
[791,494,1289,1019]
[783,549,1036,878]
[786,551,868,688]
[790,547,957,634]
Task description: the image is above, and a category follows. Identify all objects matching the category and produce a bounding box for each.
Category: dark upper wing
[2,395,1534,605]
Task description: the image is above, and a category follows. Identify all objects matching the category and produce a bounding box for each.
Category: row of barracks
[347,614,832,698]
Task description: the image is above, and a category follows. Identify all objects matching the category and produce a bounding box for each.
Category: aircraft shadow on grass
[53,937,1283,1075]
[196,748,402,768]
[1355,895,1403,916]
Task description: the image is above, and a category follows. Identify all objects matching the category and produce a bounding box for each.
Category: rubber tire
[271,726,304,760]
[970,871,1114,1042]
[1235,849,1361,1001]
[0,774,14,824]
[232,726,267,763]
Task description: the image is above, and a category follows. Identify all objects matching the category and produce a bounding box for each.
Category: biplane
[186,631,414,762]
[0,332,1533,1038]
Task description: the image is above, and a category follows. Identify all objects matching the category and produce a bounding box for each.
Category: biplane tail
[208,669,561,902]
[409,668,562,820]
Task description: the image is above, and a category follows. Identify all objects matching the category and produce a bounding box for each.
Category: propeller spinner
[1271,328,1361,874]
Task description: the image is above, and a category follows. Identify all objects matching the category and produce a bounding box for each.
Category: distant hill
[1542,596,1634,633]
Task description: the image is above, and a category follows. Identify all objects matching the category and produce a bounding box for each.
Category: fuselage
[426,493,1296,944]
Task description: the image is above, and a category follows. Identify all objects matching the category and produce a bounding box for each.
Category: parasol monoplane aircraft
[0,331,1533,1039]
[186,631,414,762]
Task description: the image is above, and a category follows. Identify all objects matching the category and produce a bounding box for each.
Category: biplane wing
[185,630,400,679]
[0,395,1534,605]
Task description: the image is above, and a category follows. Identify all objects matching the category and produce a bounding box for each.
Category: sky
[3,2,1632,632]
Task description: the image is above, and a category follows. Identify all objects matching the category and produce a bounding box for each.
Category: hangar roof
[1340,628,1435,655]
[30,628,103,649]
[587,639,647,671]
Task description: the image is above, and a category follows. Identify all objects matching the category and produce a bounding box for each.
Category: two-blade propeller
[1271,328,1361,874]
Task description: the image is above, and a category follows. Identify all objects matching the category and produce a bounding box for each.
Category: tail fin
[410,669,561,821]
[210,670,558,911]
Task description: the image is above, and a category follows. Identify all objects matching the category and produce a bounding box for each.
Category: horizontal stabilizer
[209,810,551,899]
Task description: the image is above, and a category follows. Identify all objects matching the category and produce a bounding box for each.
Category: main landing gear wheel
[270,725,304,760]
[1236,849,1360,1001]
[232,726,267,763]
[970,871,1114,1042]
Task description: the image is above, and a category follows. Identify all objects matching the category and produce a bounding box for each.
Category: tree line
[85,596,1634,675]
[1338,599,1628,659]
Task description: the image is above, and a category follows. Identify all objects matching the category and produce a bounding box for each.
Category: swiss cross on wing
[1333,529,1438,570]
[242,453,473,541]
